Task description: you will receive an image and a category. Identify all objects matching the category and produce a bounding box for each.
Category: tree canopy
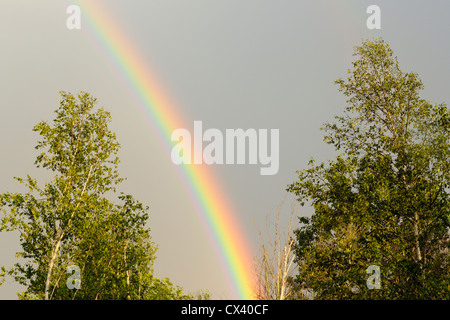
[0,92,198,300]
[288,39,450,299]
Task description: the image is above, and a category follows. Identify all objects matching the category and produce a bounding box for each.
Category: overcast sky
[1,0,450,299]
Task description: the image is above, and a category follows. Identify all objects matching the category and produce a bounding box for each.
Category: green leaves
[32,91,122,194]
[289,39,450,299]
[0,92,195,300]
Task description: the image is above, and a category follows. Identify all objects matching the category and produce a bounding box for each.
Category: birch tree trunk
[45,228,64,300]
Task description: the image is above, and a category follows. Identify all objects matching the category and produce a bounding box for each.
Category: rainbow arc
[76,0,257,299]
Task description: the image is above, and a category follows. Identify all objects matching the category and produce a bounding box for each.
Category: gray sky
[1,0,449,299]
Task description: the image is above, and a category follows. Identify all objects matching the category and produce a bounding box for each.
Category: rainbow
[70,1,257,299]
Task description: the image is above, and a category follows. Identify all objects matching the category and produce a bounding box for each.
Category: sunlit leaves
[288,39,450,299]
[0,92,193,300]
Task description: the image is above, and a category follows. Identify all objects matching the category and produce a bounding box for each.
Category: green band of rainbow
[74,0,257,299]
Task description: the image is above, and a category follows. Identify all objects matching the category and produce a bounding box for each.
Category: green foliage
[0,92,195,300]
[288,39,450,299]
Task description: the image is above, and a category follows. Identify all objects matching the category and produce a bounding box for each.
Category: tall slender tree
[254,200,298,300]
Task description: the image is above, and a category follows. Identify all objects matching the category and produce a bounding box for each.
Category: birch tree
[254,200,299,300]
[288,39,450,299]
[0,92,191,299]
